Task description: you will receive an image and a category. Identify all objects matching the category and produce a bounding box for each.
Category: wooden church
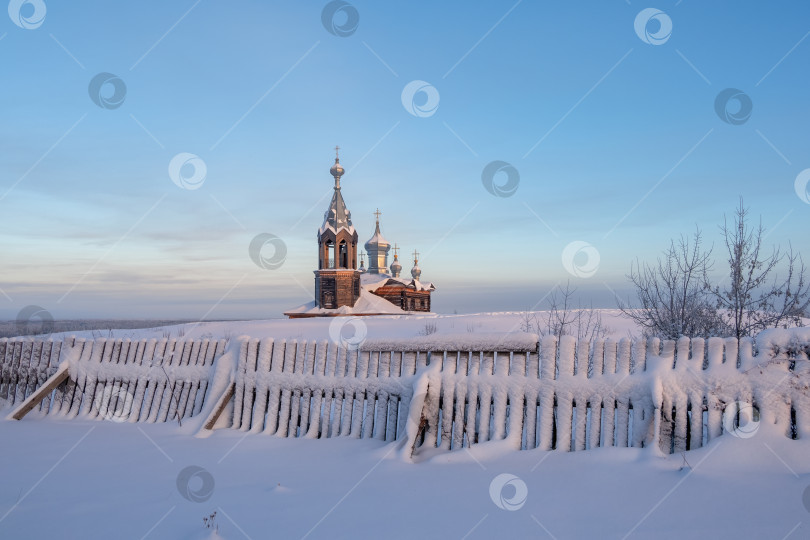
[285,149,435,318]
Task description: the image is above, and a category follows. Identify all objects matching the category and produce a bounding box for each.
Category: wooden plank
[574,397,588,450]
[537,390,554,450]
[340,347,358,437]
[193,339,222,418]
[175,341,200,420]
[159,339,184,423]
[34,341,52,412]
[79,339,106,417]
[0,338,9,402]
[688,392,704,450]
[299,341,316,435]
[128,340,152,422]
[556,393,573,451]
[231,340,249,429]
[289,339,308,437]
[333,346,349,437]
[524,389,538,450]
[41,340,61,413]
[9,364,70,420]
[476,351,494,444]
[184,339,209,418]
[249,338,272,434]
[616,398,630,448]
[145,339,169,423]
[440,352,457,449]
[507,388,525,450]
[237,338,258,432]
[202,381,236,431]
[8,341,24,406]
[276,340,297,437]
[23,341,42,402]
[588,398,602,449]
[266,339,288,435]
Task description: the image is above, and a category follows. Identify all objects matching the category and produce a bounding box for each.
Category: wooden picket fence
[4,331,808,457]
[225,334,808,455]
[2,337,225,423]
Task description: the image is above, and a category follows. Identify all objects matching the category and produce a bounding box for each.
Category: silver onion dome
[410,249,421,280]
[330,159,344,178]
[390,255,402,278]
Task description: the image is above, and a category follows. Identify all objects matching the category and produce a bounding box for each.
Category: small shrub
[418,322,438,336]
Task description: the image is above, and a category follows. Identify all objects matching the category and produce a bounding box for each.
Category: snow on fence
[2,337,226,423]
[225,331,810,456]
[4,330,809,457]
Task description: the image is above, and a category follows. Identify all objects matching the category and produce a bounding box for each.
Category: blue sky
[1,1,809,319]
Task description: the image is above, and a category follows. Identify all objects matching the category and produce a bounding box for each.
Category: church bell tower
[314,147,361,309]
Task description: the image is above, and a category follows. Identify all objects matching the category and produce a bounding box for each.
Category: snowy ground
[1,312,809,539]
[0,419,808,539]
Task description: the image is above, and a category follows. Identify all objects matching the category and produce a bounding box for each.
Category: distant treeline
[0,320,195,339]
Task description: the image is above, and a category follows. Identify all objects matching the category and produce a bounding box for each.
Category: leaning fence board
[8,363,70,420]
[1,337,224,426]
[203,381,236,431]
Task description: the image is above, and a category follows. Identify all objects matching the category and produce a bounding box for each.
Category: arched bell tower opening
[314,147,361,309]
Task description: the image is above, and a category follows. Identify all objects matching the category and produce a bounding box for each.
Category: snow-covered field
[43,310,640,343]
[1,312,809,539]
[0,419,807,539]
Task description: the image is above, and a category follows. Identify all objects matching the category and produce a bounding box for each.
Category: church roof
[361,273,435,292]
[320,186,354,235]
[319,154,355,236]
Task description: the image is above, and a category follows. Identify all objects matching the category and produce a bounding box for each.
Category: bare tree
[619,229,726,339]
[521,282,611,340]
[708,200,810,339]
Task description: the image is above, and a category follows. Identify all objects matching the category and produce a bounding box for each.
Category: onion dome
[411,250,421,280]
[330,159,344,179]
[359,252,366,273]
[390,244,402,278]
